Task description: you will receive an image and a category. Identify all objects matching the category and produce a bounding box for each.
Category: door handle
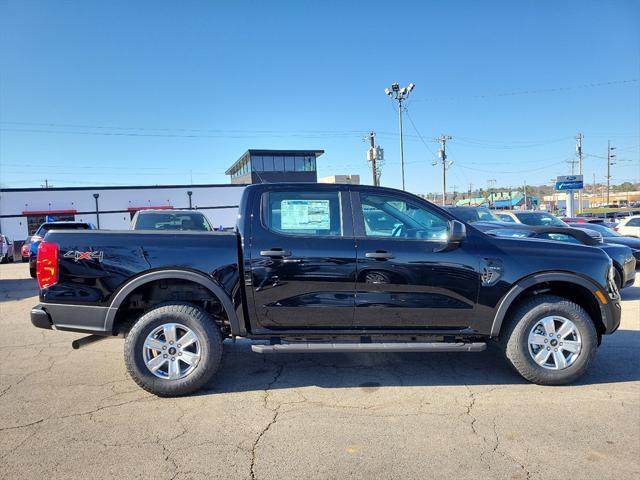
[260,249,292,258]
[365,251,394,260]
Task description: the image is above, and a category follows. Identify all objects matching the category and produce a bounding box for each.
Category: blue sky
[1,0,638,192]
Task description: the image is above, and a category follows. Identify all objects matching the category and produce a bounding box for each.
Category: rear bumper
[31,303,111,335]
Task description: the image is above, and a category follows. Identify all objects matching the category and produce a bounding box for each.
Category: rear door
[352,189,480,329]
[248,185,356,330]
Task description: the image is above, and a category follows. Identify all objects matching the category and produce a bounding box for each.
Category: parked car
[31,183,622,395]
[571,222,640,266]
[614,215,640,237]
[561,217,617,228]
[497,210,568,227]
[0,234,14,263]
[474,223,636,289]
[29,222,96,278]
[443,206,503,224]
[130,209,214,231]
[21,237,32,262]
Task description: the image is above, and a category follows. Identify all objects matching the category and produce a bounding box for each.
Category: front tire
[499,295,598,385]
[124,302,223,397]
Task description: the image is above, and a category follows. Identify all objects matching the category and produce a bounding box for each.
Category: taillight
[21,244,30,256]
[613,226,619,232]
[37,241,59,289]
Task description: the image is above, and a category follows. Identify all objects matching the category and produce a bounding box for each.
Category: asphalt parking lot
[0,261,638,480]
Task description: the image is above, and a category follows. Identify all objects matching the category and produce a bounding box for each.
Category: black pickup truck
[31,183,622,396]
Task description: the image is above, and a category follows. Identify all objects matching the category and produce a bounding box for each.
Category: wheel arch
[105,269,240,335]
[490,272,607,338]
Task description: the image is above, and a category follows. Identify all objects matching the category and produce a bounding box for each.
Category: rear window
[626,218,640,227]
[134,212,212,231]
[37,223,92,235]
[514,212,566,227]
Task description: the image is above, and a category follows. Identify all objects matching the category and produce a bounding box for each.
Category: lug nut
[554,348,558,352]
[559,342,563,346]
[171,357,175,361]
[163,354,168,358]
[162,346,167,350]
[544,339,548,343]
[547,347,550,350]
[177,344,181,348]
[178,352,182,356]
[169,341,174,345]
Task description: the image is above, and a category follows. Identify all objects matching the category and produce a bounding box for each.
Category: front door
[249,187,356,330]
[352,190,480,329]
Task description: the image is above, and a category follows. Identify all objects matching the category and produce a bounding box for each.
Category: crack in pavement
[249,362,285,480]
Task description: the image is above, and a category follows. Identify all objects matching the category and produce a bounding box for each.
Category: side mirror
[448,220,466,245]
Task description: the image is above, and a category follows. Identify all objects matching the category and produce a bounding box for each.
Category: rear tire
[124,302,223,397]
[499,295,598,385]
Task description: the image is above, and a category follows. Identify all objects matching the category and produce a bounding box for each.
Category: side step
[251,342,486,354]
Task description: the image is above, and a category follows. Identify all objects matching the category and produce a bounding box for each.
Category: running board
[251,342,486,354]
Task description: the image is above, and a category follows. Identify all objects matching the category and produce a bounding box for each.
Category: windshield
[135,212,212,231]
[575,223,620,237]
[514,212,567,227]
[449,208,501,223]
[36,223,92,235]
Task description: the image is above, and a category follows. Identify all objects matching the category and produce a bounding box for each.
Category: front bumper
[601,297,622,334]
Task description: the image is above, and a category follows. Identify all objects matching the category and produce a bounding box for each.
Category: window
[360,193,449,240]
[303,156,316,172]
[294,156,305,172]
[536,233,581,244]
[273,156,284,172]
[514,212,566,227]
[627,218,640,227]
[497,213,517,223]
[486,229,531,238]
[265,191,342,237]
[284,156,295,172]
[262,156,274,171]
[135,212,212,231]
[27,214,75,235]
[251,156,263,171]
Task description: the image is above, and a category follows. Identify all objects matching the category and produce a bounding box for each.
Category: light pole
[93,193,100,228]
[187,191,193,209]
[385,82,415,190]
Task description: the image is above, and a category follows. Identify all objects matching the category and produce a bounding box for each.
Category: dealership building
[0,149,327,241]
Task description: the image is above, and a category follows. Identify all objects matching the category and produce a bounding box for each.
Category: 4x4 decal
[63,250,104,262]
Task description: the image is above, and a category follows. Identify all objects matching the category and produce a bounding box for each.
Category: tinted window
[265,191,342,237]
[572,223,620,237]
[514,212,567,227]
[486,229,531,238]
[627,218,640,227]
[448,207,500,223]
[135,213,212,231]
[37,223,91,235]
[360,193,449,240]
[536,233,582,244]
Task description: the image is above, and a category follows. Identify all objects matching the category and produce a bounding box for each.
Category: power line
[412,78,639,102]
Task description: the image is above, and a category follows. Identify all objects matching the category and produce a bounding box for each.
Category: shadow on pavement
[200,329,640,394]
[0,278,38,302]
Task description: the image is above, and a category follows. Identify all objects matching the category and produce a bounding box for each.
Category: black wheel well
[502,281,606,336]
[112,278,230,336]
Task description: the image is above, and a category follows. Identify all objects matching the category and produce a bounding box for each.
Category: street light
[93,193,100,228]
[385,82,415,190]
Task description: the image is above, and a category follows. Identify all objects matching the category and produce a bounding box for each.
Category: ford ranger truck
[31,183,622,396]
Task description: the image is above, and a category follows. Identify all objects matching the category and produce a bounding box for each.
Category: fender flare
[490,272,604,337]
[104,269,240,335]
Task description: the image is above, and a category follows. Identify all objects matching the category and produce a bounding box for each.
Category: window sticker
[280,199,331,230]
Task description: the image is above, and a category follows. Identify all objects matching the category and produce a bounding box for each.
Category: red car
[21,237,31,263]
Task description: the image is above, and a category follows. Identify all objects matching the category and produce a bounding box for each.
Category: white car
[615,215,640,237]
[0,234,13,263]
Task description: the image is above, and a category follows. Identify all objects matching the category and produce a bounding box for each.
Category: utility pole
[41,179,50,189]
[366,131,384,186]
[607,141,616,205]
[523,180,527,210]
[468,183,473,201]
[487,179,497,208]
[433,134,453,206]
[385,82,415,190]
[576,133,583,213]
